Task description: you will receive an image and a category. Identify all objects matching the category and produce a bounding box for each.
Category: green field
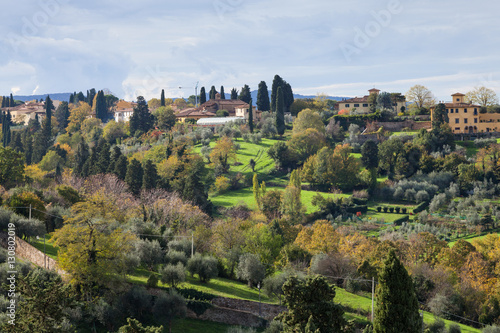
[30,234,59,260]
[211,186,350,213]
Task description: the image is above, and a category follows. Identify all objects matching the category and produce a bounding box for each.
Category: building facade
[431,93,500,134]
[337,88,405,114]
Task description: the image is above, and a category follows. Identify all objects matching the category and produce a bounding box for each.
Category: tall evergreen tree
[283,82,294,113]
[220,86,225,99]
[373,250,422,333]
[161,89,166,106]
[199,87,207,104]
[2,112,11,147]
[239,85,251,103]
[76,92,85,103]
[55,102,70,133]
[271,74,284,112]
[114,155,128,180]
[108,146,122,173]
[129,96,154,136]
[230,88,238,100]
[95,90,108,121]
[248,99,254,133]
[69,93,75,104]
[1,97,4,108]
[276,86,285,136]
[125,158,143,195]
[44,95,53,138]
[9,93,14,107]
[142,159,158,190]
[73,137,89,177]
[87,88,96,107]
[94,139,110,174]
[21,130,33,165]
[209,86,217,100]
[257,81,270,111]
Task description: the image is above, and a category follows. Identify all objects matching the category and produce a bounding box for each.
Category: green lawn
[335,287,480,333]
[211,186,350,213]
[29,234,59,260]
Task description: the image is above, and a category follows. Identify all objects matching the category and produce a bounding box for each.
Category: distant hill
[14,93,72,103]
[14,91,346,104]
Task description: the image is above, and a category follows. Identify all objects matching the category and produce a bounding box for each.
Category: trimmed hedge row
[346,205,368,214]
[376,206,408,214]
[412,201,429,214]
[393,215,410,226]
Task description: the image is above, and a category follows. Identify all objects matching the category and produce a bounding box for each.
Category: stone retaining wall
[0,232,64,276]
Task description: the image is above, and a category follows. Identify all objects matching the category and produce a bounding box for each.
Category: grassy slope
[127,269,480,332]
[211,186,350,213]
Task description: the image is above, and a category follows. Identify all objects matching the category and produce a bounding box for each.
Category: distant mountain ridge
[13,91,346,103]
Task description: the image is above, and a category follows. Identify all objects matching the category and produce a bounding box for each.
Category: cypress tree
[142,159,158,190]
[21,130,33,165]
[95,90,108,121]
[44,95,53,138]
[161,89,166,106]
[69,93,74,104]
[94,139,110,174]
[238,85,251,103]
[283,82,294,113]
[220,86,225,99]
[108,146,122,173]
[129,96,153,136]
[248,99,254,133]
[257,81,270,111]
[230,88,238,100]
[55,102,70,133]
[125,158,143,195]
[373,250,422,333]
[209,86,217,100]
[1,97,4,108]
[76,92,85,103]
[114,155,128,180]
[271,74,284,112]
[9,93,14,107]
[2,112,11,147]
[276,86,285,136]
[199,87,206,104]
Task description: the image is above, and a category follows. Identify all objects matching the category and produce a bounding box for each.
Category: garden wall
[0,232,64,276]
[186,296,286,328]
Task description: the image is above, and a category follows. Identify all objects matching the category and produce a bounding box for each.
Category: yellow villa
[431,93,500,134]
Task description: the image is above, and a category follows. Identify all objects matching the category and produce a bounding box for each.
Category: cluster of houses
[2,89,498,134]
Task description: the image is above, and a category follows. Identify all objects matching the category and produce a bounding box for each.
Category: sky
[1,0,500,102]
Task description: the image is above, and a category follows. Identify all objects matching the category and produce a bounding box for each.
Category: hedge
[352,198,368,205]
[413,201,429,214]
[393,215,410,226]
[346,205,368,214]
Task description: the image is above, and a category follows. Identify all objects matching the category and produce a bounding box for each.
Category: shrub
[377,206,382,212]
[160,263,186,287]
[426,318,445,333]
[147,273,158,288]
[352,190,369,200]
[402,207,407,214]
[383,207,388,213]
[214,175,231,193]
[186,254,218,283]
[415,190,429,203]
[165,250,188,266]
[448,324,461,333]
[237,253,266,288]
[395,207,400,214]
[389,207,394,213]
[168,239,193,257]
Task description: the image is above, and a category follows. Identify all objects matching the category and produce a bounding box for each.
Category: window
[464,108,467,113]
[363,104,368,107]
[455,127,460,131]
[345,104,350,107]
[456,98,460,102]
[456,109,459,113]
[354,104,359,107]
[450,109,454,113]
[455,118,459,124]
[446,109,449,113]
[474,108,478,115]
[474,118,478,123]
[464,118,468,124]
